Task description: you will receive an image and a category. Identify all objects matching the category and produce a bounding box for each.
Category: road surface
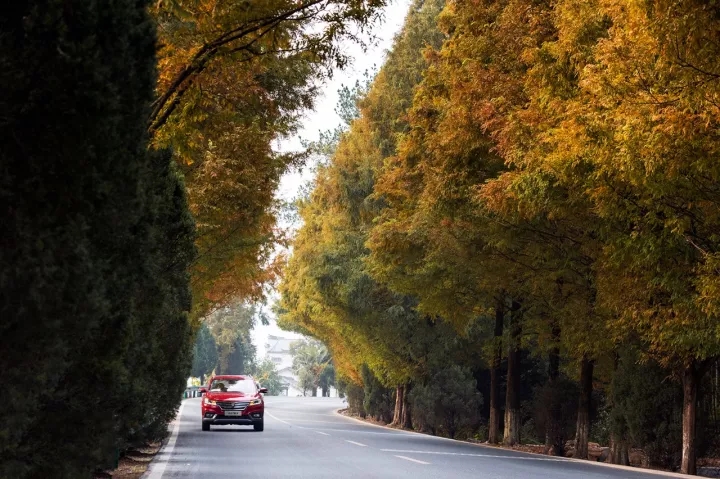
[145,396,684,479]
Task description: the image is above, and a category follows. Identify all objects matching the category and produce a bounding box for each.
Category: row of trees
[0,0,195,477]
[280,0,720,475]
[1,0,390,476]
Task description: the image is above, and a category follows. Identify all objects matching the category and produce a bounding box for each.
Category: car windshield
[209,378,256,394]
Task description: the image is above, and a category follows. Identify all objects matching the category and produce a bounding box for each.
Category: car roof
[211,375,251,380]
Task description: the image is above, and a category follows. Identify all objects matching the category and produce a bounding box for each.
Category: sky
[250,0,412,358]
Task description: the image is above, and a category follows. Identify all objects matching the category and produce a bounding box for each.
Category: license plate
[224,411,242,417]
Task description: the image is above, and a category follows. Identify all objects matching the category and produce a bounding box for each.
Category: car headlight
[204,397,217,406]
[249,399,262,406]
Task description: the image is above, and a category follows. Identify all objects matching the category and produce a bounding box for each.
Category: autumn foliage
[0,0,390,477]
[150,0,390,320]
[280,0,720,474]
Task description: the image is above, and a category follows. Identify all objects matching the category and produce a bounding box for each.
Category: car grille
[217,401,249,411]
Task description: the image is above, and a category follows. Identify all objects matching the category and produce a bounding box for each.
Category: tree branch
[148,0,327,134]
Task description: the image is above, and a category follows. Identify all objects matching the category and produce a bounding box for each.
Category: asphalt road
[144,396,685,479]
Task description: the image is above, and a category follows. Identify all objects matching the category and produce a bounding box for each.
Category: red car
[200,375,267,431]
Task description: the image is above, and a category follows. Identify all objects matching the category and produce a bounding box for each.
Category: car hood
[205,392,258,401]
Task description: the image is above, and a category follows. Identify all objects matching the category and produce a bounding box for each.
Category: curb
[333,409,690,478]
[140,398,194,479]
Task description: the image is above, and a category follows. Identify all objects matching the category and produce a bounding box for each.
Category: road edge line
[142,399,188,479]
[333,409,690,478]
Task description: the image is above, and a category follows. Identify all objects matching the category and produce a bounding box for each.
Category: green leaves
[250,358,285,395]
[0,0,195,474]
[280,0,720,468]
[290,339,333,395]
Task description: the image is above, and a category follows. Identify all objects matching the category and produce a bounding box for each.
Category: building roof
[266,335,299,354]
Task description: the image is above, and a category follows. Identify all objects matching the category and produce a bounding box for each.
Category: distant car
[200,375,268,431]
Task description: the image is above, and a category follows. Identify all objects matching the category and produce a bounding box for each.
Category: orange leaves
[476,173,518,218]
[287,0,720,391]
[149,1,322,318]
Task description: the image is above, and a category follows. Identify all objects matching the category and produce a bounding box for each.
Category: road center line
[314,431,330,436]
[267,411,336,417]
[395,455,430,465]
[270,418,342,424]
[345,440,367,447]
[381,449,568,462]
[305,428,416,436]
[266,411,305,428]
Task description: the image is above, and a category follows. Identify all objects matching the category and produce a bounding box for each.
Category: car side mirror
[258,387,268,394]
[199,387,207,395]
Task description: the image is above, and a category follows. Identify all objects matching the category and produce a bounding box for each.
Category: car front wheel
[253,420,264,432]
[202,422,210,431]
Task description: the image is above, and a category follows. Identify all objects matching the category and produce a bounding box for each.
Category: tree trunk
[608,433,629,465]
[401,383,413,429]
[488,299,504,444]
[575,357,594,460]
[714,361,718,425]
[544,325,563,456]
[681,361,699,475]
[503,301,522,446]
[311,387,317,397]
[607,350,629,465]
[392,385,404,426]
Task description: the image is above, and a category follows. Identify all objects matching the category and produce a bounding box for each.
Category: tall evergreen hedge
[0,0,195,477]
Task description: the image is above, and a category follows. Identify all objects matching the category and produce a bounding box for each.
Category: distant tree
[222,337,256,375]
[251,358,284,396]
[297,369,316,397]
[290,339,330,397]
[205,301,256,374]
[319,362,337,397]
[192,323,219,378]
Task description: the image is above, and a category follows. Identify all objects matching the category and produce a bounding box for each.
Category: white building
[265,335,303,396]
[264,335,339,397]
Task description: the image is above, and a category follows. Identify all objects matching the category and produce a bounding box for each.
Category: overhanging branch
[148,0,327,135]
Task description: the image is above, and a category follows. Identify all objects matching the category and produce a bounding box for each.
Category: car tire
[202,422,210,431]
[253,420,264,432]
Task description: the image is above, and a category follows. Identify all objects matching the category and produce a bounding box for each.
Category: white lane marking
[306,428,417,436]
[145,400,187,479]
[267,411,337,417]
[268,418,343,424]
[338,410,692,478]
[395,455,430,465]
[266,411,305,428]
[345,440,367,447]
[381,449,568,462]
[314,431,330,436]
